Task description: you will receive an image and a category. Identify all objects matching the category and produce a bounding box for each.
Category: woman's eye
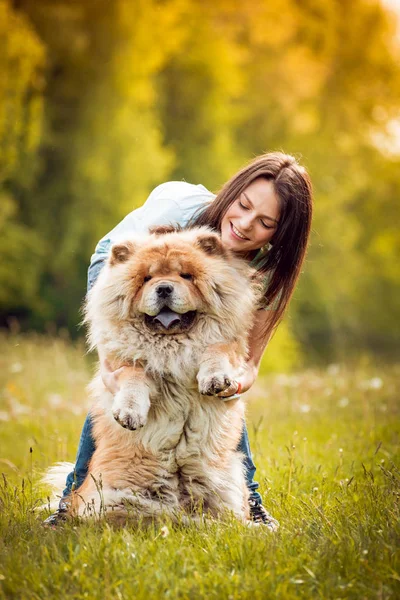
[239,201,249,210]
[180,273,192,280]
[143,275,152,282]
[260,221,273,230]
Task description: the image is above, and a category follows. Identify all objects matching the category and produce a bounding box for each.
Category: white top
[90,181,215,271]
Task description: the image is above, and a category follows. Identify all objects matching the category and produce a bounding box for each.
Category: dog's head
[87,226,258,340]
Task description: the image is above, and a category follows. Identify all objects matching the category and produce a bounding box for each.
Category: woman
[45,152,313,530]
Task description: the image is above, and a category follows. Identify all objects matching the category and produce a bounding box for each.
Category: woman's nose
[239,216,253,231]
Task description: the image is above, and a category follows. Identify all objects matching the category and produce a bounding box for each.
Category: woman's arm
[218,309,274,397]
[246,309,274,371]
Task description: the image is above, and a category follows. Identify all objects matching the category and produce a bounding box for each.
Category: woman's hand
[216,361,258,398]
[98,349,129,395]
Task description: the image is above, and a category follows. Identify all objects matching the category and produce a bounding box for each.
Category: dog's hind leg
[202,458,250,522]
[96,489,182,523]
[66,480,183,523]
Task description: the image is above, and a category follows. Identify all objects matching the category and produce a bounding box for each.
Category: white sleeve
[90,181,215,266]
[138,181,215,230]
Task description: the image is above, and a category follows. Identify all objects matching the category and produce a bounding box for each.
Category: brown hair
[190,152,313,342]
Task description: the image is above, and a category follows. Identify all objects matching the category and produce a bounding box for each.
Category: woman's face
[220,178,280,255]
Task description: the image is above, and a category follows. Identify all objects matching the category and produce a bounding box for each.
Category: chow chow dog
[45,226,259,523]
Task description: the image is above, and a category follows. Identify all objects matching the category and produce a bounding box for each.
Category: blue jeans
[62,415,262,504]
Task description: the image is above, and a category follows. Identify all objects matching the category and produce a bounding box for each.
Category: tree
[0,0,45,322]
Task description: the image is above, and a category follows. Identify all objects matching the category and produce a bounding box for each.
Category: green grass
[0,332,399,599]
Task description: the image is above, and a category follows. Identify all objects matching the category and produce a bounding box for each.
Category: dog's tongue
[154,308,182,329]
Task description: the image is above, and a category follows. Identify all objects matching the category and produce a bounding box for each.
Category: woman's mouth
[230,222,249,241]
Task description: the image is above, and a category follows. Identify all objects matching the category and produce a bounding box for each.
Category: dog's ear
[149,224,180,236]
[196,233,226,257]
[110,241,135,265]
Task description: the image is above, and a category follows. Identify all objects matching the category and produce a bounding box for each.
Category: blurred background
[1,0,399,370]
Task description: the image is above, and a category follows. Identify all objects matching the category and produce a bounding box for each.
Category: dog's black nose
[156,284,174,298]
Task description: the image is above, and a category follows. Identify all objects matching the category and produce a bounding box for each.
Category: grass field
[0,332,399,599]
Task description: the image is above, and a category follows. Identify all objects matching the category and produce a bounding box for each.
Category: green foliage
[0,193,45,315]
[0,0,399,358]
[0,334,399,598]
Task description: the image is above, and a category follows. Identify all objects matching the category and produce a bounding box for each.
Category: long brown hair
[191,152,313,342]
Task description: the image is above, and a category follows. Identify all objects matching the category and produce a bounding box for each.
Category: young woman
[45,152,313,530]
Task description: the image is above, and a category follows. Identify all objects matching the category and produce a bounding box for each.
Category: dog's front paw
[112,406,148,430]
[198,372,233,396]
[112,390,150,431]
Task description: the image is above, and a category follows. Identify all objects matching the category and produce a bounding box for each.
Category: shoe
[42,501,69,527]
[249,499,279,531]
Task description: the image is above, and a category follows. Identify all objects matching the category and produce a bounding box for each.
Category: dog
[44,226,259,524]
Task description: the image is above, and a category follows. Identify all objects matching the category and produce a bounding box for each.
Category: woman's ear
[110,241,135,265]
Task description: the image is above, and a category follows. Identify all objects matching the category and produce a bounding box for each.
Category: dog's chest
[139,380,242,467]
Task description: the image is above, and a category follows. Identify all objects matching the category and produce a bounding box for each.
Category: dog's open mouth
[144,307,197,333]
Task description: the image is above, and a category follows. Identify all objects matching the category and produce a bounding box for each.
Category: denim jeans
[62,415,262,504]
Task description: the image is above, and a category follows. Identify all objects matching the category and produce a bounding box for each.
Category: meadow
[0,333,399,599]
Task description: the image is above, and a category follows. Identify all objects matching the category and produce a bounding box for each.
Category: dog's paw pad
[198,374,232,396]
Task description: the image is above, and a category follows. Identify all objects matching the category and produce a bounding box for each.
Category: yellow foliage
[0,0,45,181]
[259,321,301,374]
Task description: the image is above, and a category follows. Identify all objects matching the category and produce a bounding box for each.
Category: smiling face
[220,178,280,255]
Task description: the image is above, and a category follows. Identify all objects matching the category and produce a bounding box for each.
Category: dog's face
[107,227,242,335]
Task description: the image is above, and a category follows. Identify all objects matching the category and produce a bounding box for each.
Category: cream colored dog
[45,226,258,523]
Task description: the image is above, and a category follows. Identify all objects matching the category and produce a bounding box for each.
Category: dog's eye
[143,275,152,283]
[180,273,192,280]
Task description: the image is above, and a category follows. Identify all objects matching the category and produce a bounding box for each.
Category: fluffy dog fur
[45,226,259,523]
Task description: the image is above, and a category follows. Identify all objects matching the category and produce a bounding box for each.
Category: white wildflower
[10,362,23,373]
[160,525,169,538]
[70,405,86,415]
[12,401,31,415]
[369,377,383,389]
[360,377,383,390]
[48,393,63,407]
[309,376,323,389]
[338,397,349,408]
[299,404,311,413]
[275,374,292,386]
[275,374,299,387]
[327,364,340,376]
